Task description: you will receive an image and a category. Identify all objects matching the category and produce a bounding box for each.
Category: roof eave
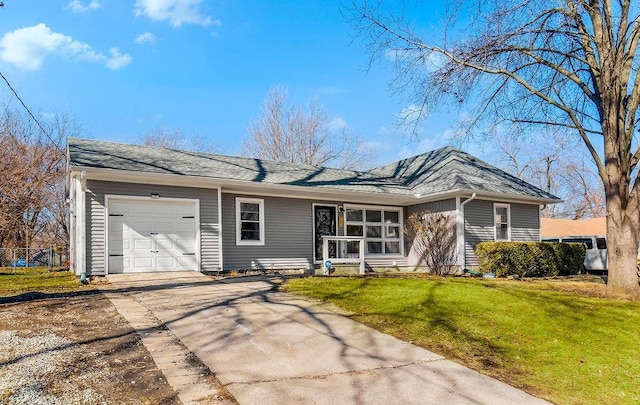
[68,165,416,204]
[413,188,562,205]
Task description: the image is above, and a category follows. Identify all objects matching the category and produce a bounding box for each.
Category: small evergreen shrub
[474,242,586,277]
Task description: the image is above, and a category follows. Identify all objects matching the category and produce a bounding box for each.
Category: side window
[236,198,265,246]
[596,238,607,249]
[494,203,510,241]
[563,238,593,249]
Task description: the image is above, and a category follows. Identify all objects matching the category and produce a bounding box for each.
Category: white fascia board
[412,188,561,206]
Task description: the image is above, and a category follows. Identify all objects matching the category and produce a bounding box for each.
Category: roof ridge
[366,145,462,175]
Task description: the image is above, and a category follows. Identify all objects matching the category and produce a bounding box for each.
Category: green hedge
[474,242,586,277]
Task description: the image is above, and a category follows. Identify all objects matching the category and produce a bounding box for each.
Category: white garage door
[107,198,198,273]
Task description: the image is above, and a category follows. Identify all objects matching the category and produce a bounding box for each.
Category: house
[66,138,560,276]
[541,217,606,238]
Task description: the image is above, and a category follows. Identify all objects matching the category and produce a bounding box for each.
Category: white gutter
[456,192,477,270]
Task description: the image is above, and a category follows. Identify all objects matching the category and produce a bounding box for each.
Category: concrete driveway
[106,272,548,404]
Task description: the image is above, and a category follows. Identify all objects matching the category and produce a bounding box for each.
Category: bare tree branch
[243,86,374,170]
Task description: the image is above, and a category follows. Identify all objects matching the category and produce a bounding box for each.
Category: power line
[0,70,65,154]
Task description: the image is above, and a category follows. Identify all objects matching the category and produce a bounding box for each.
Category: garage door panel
[133,239,153,250]
[108,198,199,273]
[177,256,197,267]
[133,257,153,268]
[156,257,175,267]
[175,204,195,216]
[155,204,173,215]
[109,201,129,214]
[154,220,174,232]
[156,239,175,250]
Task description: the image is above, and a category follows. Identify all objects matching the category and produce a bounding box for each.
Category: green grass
[0,266,83,296]
[284,276,640,405]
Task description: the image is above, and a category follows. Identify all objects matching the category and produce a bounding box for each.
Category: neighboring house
[541,217,609,271]
[540,217,606,238]
[66,138,559,276]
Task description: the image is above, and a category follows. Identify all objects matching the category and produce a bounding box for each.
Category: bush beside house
[475,242,586,277]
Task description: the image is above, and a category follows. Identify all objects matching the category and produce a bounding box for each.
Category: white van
[542,235,608,273]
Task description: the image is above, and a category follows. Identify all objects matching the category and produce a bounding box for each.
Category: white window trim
[236,197,265,246]
[494,203,511,241]
[343,204,404,257]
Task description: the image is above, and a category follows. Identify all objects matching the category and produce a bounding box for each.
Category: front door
[314,205,337,261]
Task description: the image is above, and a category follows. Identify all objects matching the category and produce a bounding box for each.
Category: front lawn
[0,266,83,296]
[285,276,640,405]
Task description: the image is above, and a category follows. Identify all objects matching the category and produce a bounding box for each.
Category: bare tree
[243,86,373,170]
[0,110,77,249]
[140,127,216,153]
[495,133,605,219]
[350,0,640,297]
[405,211,457,275]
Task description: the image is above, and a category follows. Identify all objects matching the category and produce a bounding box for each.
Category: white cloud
[386,48,446,73]
[397,104,424,123]
[134,32,157,45]
[0,23,131,70]
[395,129,455,159]
[134,0,220,27]
[328,116,348,132]
[66,0,101,13]
[105,47,132,70]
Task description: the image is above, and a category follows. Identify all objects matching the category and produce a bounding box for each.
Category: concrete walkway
[105,272,549,405]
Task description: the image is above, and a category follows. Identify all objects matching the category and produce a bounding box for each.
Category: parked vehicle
[542,235,607,273]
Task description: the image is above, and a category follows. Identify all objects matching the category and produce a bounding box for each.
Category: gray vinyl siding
[85,180,219,275]
[406,199,457,267]
[222,193,315,271]
[464,200,541,267]
[511,204,540,241]
[407,199,456,216]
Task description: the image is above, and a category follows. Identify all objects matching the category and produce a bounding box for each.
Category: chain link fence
[0,247,68,271]
[0,248,13,268]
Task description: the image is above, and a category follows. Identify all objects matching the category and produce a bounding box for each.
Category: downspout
[75,171,87,281]
[457,192,477,271]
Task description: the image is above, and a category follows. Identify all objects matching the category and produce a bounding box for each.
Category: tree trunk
[605,201,640,298]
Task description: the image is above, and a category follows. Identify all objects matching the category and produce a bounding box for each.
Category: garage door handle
[109,254,123,257]
[151,250,159,253]
[183,253,195,256]
[150,232,158,235]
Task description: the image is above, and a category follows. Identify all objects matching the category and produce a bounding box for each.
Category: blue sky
[0,0,469,166]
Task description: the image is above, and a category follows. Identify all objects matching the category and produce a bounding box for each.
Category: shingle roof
[368,146,559,200]
[68,138,409,195]
[67,138,560,201]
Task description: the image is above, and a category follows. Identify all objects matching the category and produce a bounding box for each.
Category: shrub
[404,211,457,275]
[474,242,586,277]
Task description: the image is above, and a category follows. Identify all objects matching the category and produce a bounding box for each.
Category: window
[494,203,510,241]
[563,238,593,250]
[236,198,265,245]
[345,206,402,255]
[596,238,607,249]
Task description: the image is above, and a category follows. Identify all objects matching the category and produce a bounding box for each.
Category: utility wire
[0,70,65,154]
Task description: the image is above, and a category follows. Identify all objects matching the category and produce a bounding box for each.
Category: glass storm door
[314,205,337,261]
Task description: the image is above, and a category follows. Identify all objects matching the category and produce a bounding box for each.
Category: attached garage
[107,197,200,273]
